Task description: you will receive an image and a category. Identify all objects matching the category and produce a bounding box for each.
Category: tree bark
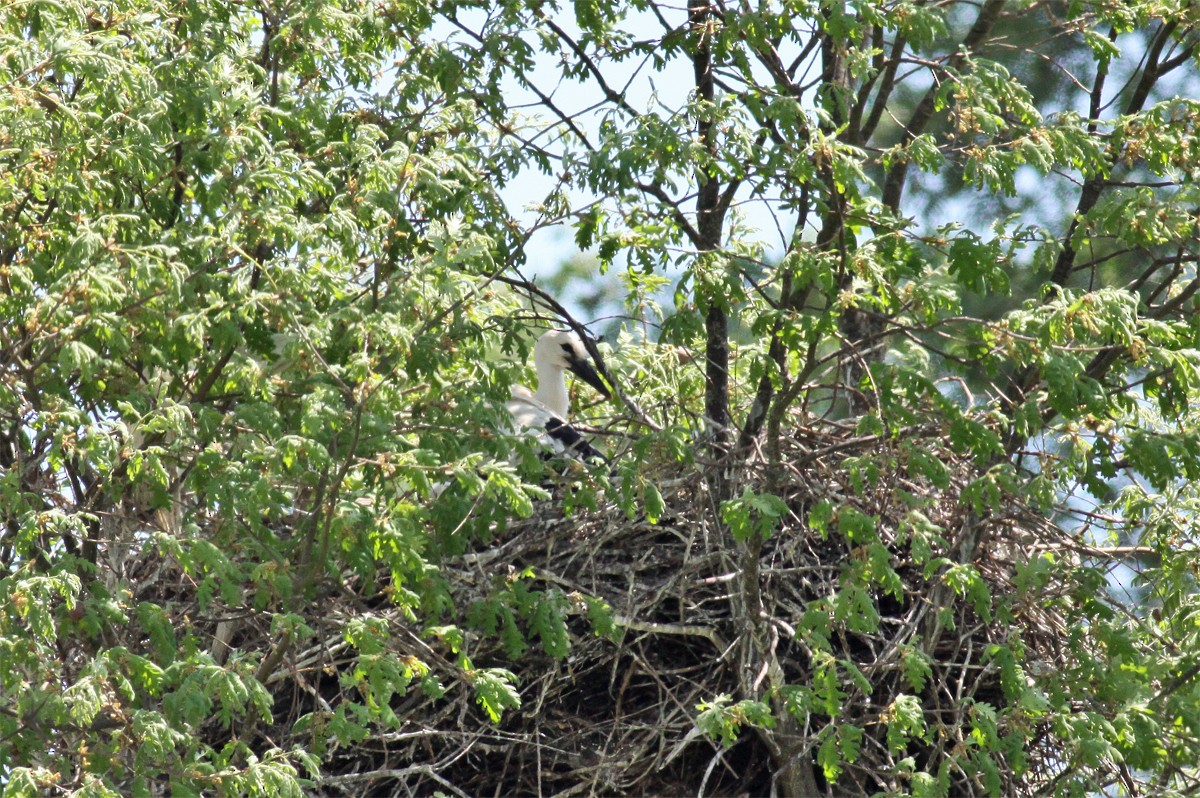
[690,0,729,451]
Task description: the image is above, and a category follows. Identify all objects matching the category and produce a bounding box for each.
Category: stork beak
[569,358,611,399]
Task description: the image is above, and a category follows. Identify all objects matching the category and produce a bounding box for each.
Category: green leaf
[696,695,775,747]
[644,482,666,524]
[899,645,933,692]
[816,724,864,782]
[470,668,521,722]
[885,694,929,753]
[720,488,789,542]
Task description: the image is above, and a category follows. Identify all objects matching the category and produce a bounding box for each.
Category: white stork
[506,329,610,462]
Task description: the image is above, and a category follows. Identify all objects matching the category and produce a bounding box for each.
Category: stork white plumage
[506,329,610,462]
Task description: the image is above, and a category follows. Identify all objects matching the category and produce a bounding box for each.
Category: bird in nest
[506,328,610,463]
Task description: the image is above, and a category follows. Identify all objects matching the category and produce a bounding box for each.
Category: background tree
[2,0,1199,796]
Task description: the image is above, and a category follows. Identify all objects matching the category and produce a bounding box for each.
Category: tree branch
[690,0,731,443]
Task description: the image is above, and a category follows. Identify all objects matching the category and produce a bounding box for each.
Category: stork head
[534,329,611,399]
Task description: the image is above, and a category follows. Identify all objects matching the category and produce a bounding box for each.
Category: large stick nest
[120,420,1089,796]
[299,421,1085,797]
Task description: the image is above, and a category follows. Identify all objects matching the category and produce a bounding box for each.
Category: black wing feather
[543,417,606,463]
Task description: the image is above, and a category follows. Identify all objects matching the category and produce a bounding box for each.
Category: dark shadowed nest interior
[129,420,1094,797]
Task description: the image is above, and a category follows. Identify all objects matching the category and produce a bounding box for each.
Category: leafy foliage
[2,0,1200,795]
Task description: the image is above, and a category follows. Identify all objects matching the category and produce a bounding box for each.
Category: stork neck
[534,361,569,418]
